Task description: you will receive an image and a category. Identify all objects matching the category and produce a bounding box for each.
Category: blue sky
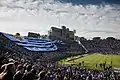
[0,0,120,39]
[58,0,120,5]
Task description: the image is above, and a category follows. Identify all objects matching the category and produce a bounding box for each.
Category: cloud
[0,0,120,39]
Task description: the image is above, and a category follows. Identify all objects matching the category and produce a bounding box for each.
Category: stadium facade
[48,26,75,41]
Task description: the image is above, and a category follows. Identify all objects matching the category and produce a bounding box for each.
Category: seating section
[3,32,58,51]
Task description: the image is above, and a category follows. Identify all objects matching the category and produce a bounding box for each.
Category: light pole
[56,10,68,27]
[58,13,61,27]
[56,11,61,27]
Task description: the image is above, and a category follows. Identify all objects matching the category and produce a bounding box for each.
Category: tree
[106,37,116,40]
[16,33,20,36]
[79,37,87,41]
[92,37,101,41]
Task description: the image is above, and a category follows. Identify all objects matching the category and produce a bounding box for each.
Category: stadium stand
[81,38,120,54]
[0,45,120,80]
[0,32,120,80]
[3,32,58,52]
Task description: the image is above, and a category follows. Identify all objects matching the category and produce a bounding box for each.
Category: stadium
[0,0,120,80]
[0,26,120,80]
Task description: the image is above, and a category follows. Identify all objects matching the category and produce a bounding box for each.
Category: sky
[0,0,120,39]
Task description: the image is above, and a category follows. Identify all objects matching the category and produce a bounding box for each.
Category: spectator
[13,64,24,80]
[0,63,15,80]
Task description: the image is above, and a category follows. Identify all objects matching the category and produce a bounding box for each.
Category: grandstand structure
[48,26,75,40]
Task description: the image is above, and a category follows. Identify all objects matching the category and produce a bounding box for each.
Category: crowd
[0,46,120,80]
[81,39,120,54]
[0,33,120,80]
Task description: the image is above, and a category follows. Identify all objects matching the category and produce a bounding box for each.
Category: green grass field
[59,54,120,70]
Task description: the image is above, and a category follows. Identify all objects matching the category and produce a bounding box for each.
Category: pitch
[59,54,120,70]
